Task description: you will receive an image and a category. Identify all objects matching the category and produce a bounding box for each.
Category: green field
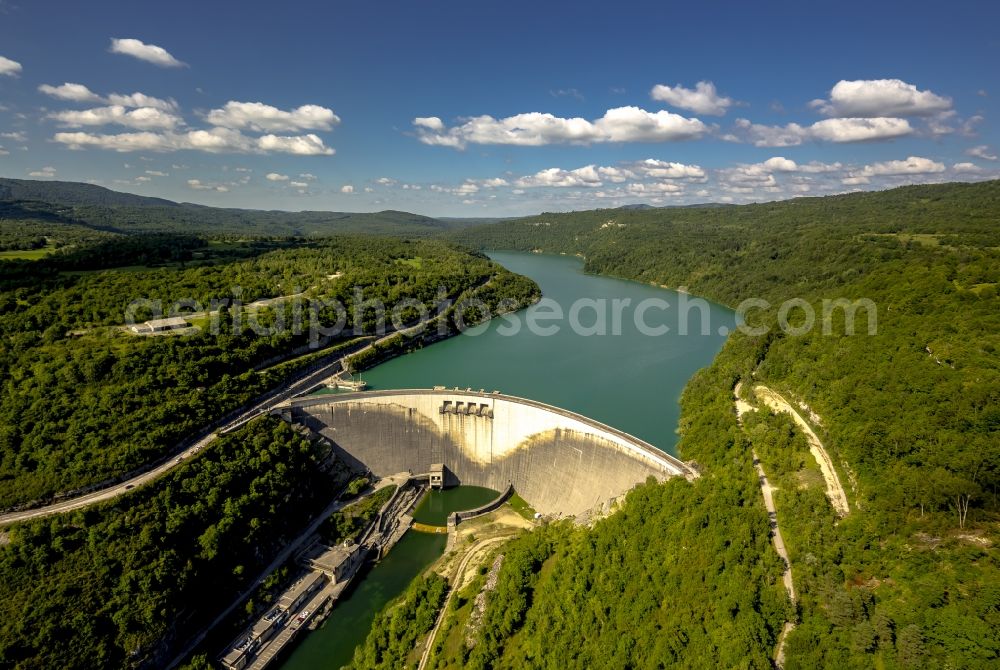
[0,245,56,260]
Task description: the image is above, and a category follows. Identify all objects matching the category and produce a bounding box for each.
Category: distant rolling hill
[0,178,472,239]
[0,178,178,208]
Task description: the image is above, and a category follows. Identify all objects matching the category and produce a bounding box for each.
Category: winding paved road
[0,317,441,527]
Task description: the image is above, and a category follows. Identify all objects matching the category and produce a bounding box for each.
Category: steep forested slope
[440,180,1000,668]
[0,417,342,669]
[453,181,1000,520]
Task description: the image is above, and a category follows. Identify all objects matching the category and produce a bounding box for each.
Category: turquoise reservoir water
[362,251,736,455]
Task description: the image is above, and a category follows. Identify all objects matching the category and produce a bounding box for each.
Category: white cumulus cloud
[55,131,176,152]
[515,165,605,188]
[257,133,334,155]
[453,182,480,195]
[594,167,634,183]
[855,156,946,177]
[717,158,847,195]
[728,119,808,147]
[476,177,509,188]
[52,128,334,155]
[0,55,22,77]
[206,101,340,132]
[811,79,952,117]
[761,157,798,172]
[730,117,912,146]
[266,172,289,181]
[809,117,914,142]
[38,82,102,102]
[48,105,182,130]
[39,83,177,111]
[650,81,733,116]
[109,38,185,67]
[634,159,705,180]
[626,182,683,195]
[412,106,706,149]
[966,145,997,161]
[28,166,56,178]
[413,117,445,131]
[106,92,178,111]
[795,160,845,173]
[187,178,228,192]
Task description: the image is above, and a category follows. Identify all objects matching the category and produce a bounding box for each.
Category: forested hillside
[0,235,538,508]
[2,178,997,668]
[0,178,179,208]
[441,180,1000,668]
[453,180,1000,522]
[0,178,469,240]
[0,417,345,668]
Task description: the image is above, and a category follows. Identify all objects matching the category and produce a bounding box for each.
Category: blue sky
[0,0,998,216]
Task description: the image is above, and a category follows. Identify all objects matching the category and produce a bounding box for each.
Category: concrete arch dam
[280,390,693,517]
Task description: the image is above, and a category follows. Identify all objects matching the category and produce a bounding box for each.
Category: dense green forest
[2,178,998,668]
[0,233,538,508]
[436,180,1000,668]
[0,417,343,669]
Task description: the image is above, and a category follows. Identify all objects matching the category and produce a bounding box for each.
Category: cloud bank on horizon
[0,1,997,216]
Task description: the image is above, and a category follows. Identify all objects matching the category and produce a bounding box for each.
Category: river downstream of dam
[278,251,736,669]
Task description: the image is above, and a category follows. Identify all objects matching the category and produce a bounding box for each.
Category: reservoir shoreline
[274,251,736,669]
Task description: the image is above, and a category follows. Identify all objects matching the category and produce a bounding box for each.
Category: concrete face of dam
[282,390,692,517]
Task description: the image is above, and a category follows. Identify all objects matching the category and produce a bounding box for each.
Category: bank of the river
[278,530,446,670]
[277,485,503,670]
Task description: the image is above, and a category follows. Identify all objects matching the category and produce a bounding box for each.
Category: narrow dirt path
[735,382,797,668]
[751,451,796,603]
[417,535,511,670]
[753,385,850,517]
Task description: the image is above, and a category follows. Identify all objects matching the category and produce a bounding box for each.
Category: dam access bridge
[276,389,695,518]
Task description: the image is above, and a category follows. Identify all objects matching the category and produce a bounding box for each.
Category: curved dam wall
[281,390,692,517]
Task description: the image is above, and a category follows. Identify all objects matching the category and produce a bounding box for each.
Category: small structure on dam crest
[277,389,694,518]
